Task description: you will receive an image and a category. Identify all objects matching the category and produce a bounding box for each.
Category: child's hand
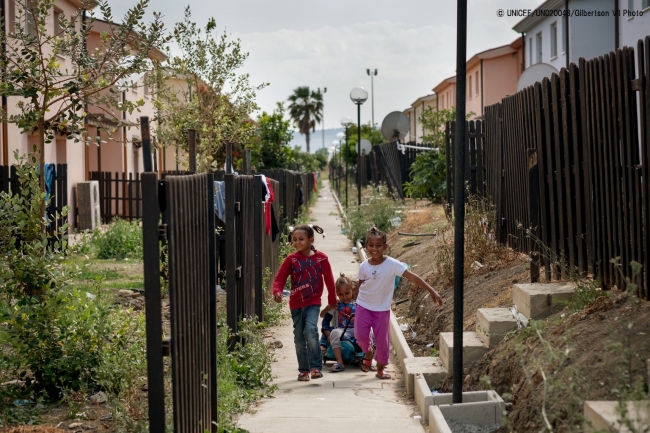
[273,293,283,303]
[325,303,338,312]
[429,290,443,306]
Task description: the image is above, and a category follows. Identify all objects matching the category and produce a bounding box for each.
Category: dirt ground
[388,202,650,432]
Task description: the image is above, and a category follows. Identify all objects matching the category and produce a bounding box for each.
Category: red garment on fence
[265,177,275,236]
[312,172,317,192]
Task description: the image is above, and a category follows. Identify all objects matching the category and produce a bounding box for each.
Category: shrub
[403,150,446,203]
[346,184,400,244]
[92,218,143,260]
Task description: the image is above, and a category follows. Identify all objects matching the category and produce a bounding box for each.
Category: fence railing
[1,163,68,239]
[141,172,217,432]
[448,36,650,299]
[89,171,142,223]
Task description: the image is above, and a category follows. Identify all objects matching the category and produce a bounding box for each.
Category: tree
[155,7,265,172]
[403,107,475,203]
[251,102,294,170]
[0,0,169,218]
[287,86,323,153]
[342,123,384,165]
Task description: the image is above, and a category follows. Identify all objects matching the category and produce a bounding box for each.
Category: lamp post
[336,131,345,206]
[331,139,340,195]
[340,116,354,208]
[319,87,327,149]
[350,87,368,206]
[366,69,377,128]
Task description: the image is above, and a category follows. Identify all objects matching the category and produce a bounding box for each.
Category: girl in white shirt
[355,226,443,379]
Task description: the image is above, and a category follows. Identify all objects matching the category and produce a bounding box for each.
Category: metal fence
[1,163,68,239]
[141,172,217,432]
[449,37,650,298]
[89,171,142,222]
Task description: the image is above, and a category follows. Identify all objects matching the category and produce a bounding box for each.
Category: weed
[436,193,501,284]
[345,184,400,244]
[92,218,143,260]
[216,312,277,431]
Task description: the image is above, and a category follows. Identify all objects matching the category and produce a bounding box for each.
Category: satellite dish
[516,63,559,91]
[381,111,410,142]
[359,139,372,155]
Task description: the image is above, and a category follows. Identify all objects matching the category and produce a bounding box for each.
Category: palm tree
[287,86,323,153]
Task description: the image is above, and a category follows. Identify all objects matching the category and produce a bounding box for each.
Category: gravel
[445,421,501,433]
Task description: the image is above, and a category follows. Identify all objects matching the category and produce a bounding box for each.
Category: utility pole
[366,69,377,128]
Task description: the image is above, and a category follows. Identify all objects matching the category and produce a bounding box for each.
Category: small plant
[403,150,446,203]
[92,218,143,260]
[346,184,400,244]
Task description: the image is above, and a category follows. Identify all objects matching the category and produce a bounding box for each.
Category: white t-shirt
[356,256,407,311]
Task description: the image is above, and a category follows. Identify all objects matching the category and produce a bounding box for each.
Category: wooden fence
[450,36,650,298]
[1,163,68,239]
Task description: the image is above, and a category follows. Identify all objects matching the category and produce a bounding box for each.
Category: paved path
[238,180,424,433]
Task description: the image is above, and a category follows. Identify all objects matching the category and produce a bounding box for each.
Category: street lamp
[340,116,354,208]
[350,87,368,206]
[366,69,378,128]
[331,139,340,195]
[319,87,327,149]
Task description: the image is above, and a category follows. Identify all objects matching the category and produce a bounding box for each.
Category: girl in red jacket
[272,224,337,381]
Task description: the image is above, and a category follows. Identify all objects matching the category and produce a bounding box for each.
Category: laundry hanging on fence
[262,176,276,236]
[214,181,226,223]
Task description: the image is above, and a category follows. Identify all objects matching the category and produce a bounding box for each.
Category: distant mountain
[289,128,346,153]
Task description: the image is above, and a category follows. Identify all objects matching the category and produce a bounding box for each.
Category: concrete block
[389,310,413,372]
[428,391,505,431]
[429,406,452,433]
[439,332,489,371]
[414,375,434,424]
[476,308,518,347]
[584,400,650,432]
[513,282,574,319]
[403,357,447,398]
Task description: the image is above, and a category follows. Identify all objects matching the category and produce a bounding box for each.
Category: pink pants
[354,304,390,365]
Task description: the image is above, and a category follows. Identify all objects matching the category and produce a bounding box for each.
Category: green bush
[92,218,143,260]
[346,185,400,244]
[403,150,446,203]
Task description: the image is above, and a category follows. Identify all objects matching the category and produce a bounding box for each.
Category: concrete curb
[330,187,350,230]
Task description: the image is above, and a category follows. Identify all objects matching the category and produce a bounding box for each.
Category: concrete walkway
[238,180,424,433]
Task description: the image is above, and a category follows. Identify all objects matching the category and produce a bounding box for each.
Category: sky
[109,0,540,150]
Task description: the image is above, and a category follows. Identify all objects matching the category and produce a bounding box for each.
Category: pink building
[431,38,523,119]
[0,1,165,229]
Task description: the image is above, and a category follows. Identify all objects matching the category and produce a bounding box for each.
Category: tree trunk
[38,119,46,234]
[305,131,310,153]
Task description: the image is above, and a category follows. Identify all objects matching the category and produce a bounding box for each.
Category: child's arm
[320,305,332,318]
[321,257,338,308]
[402,270,443,306]
[271,256,292,303]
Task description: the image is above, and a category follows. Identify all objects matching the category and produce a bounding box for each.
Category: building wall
[568,0,615,64]
[483,53,521,107]
[466,62,482,119]
[524,6,568,71]
[619,0,650,52]
[437,83,456,111]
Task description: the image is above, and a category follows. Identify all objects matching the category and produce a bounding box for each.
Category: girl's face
[291,229,314,255]
[336,283,354,304]
[365,235,388,261]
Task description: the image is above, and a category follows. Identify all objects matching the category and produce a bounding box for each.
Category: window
[441,94,445,108]
[25,0,37,37]
[468,75,472,99]
[476,71,479,95]
[550,22,557,58]
[53,9,62,36]
[536,32,542,64]
[629,0,635,11]
[643,0,650,9]
[529,37,533,66]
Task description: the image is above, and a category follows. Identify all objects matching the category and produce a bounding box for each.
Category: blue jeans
[291,305,322,372]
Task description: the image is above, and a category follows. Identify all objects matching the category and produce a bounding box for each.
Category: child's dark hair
[336,273,351,289]
[366,225,387,244]
[290,224,324,251]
